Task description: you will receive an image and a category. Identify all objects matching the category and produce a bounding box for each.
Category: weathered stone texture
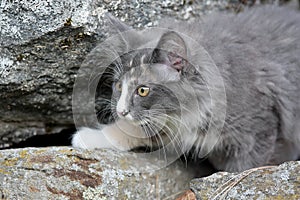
[0,147,196,199]
[0,0,257,147]
[190,161,300,200]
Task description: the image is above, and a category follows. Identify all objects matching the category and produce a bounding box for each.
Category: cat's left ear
[153,31,187,71]
[105,13,133,33]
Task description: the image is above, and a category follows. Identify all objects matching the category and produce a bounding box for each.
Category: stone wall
[0,0,256,148]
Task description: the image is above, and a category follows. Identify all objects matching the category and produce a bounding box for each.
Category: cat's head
[100,15,208,138]
[112,32,187,122]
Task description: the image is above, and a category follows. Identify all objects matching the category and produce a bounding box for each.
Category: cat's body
[72,5,300,172]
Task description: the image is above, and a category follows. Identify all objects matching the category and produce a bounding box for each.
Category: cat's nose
[119,110,129,116]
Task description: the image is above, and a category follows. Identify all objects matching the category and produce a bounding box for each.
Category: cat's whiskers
[143,110,187,154]
[140,117,155,150]
[96,99,114,110]
[102,68,116,77]
[148,115,187,162]
[148,110,190,132]
[137,115,166,154]
[87,55,122,89]
[152,109,216,161]
[96,103,112,115]
[143,119,168,161]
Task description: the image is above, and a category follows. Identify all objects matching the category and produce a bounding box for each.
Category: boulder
[189,161,300,199]
[0,0,257,147]
[2,147,299,199]
[0,147,198,199]
[1,0,299,199]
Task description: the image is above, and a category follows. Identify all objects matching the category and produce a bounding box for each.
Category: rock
[176,190,197,200]
[0,0,298,199]
[0,147,198,199]
[190,161,300,199]
[4,148,299,199]
[0,0,264,147]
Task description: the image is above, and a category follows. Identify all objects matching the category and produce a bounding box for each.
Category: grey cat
[72,5,300,172]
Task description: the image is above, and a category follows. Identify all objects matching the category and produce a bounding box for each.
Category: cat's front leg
[72,127,116,150]
[72,119,149,151]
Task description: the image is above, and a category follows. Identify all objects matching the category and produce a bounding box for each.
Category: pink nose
[118,110,129,116]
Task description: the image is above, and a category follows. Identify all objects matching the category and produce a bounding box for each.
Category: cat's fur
[72,5,300,172]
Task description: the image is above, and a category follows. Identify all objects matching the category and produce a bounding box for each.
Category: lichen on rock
[190,161,300,200]
[0,147,197,199]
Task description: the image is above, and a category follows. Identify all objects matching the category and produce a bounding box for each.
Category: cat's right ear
[105,13,133,33]
[153,31,187,72]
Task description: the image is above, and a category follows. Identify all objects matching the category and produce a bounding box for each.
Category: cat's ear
[104,13,141,52]
[154,31,187,71]
[105,13,132,33]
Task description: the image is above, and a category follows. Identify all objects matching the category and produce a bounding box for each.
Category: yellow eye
[137,86,150,97]
[115,81,122,92]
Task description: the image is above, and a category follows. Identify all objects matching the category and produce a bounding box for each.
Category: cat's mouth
[116,110,170,136]
[117,112,142,126]
[119,113,161,132]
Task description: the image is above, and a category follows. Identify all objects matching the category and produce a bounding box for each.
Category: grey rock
[190,161,300,199]
[0,1,298,199]
[0,147,197,199]
[0,0,279,147]
[0,0,250,46]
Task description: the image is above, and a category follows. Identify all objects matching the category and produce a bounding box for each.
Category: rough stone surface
[0,0,262,147]
[2,146,298,199]
[190,161,300,199]
[0,147,197,199]
[0,1,299,199]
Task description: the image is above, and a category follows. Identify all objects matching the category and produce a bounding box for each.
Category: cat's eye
[137,86,150,97]
[115,81,122,92]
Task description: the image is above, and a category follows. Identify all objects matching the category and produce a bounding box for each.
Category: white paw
[72,127,114,150]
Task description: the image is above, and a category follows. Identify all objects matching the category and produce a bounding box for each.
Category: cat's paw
[72,127,115,150]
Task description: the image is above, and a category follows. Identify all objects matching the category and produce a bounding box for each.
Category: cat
[72,5,300,172]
